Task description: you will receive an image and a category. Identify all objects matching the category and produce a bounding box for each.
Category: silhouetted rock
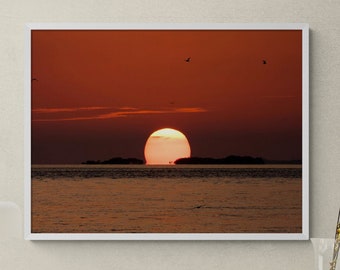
[81,160,101,164]
[175,155,265,165]
[82,157,144,165]
[263,159,302,164]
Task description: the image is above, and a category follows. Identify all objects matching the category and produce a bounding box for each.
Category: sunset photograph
[30,27,304,235]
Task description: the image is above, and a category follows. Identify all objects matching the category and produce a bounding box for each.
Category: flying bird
[184,57,191,63]
[262,60,267,64]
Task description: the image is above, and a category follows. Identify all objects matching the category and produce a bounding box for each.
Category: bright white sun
[144,128,191,165]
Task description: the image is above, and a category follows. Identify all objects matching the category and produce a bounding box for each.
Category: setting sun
[144,128,191,165]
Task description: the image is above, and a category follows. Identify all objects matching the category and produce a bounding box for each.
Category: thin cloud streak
[33,106,111,113]
[32,107,208,122]
[175,107,207,113]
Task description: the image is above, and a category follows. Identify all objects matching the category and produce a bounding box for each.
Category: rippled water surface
[31,165,302,233]
[32,164,302,179]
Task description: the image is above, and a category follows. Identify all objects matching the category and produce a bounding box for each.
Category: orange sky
[31,29,302,164]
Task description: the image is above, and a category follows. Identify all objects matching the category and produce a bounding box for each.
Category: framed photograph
[25,23,309,240]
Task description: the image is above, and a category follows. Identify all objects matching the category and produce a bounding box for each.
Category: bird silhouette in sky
[184,57,191,63]
[262,60,267,64]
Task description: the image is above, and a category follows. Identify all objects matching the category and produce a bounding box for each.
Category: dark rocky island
[82,155,301,165]
[82,157,144,165]
[175,155,265,165]
[263,159,302,164]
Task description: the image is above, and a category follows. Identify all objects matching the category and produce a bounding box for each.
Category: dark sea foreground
[31,165,302,233]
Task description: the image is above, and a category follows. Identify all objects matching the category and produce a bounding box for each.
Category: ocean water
[31,165,302,233]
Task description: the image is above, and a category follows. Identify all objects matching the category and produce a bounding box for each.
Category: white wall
[0,0,340,269]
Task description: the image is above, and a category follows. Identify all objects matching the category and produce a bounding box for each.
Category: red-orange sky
[31,29,302,164]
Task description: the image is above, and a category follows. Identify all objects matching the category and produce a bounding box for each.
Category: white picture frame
[25,23,309,240]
